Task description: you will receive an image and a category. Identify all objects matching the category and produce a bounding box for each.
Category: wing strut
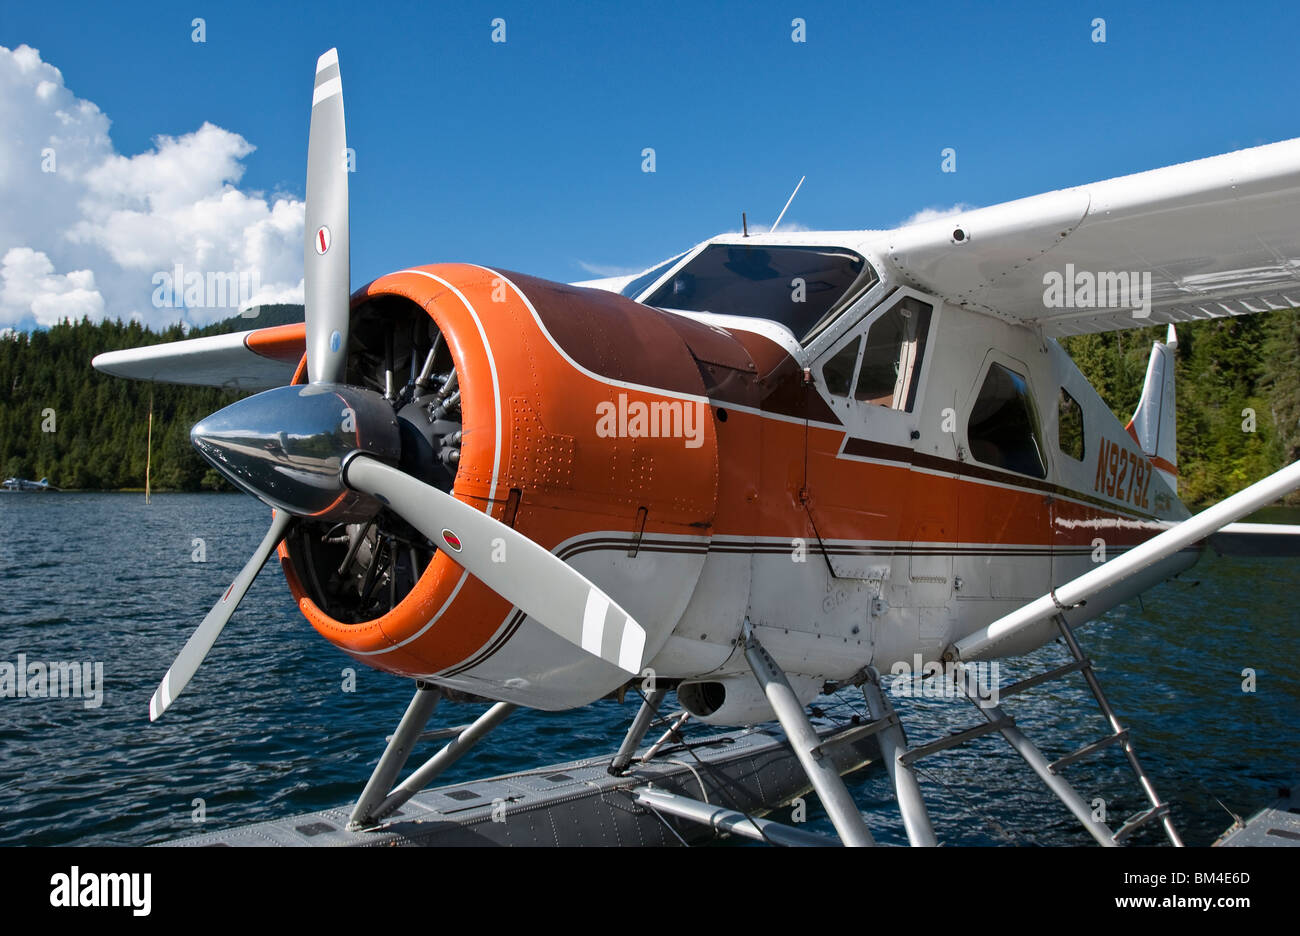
[952,459,1300,662]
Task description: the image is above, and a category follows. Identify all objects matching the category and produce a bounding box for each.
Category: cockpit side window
[854,297,932,410]
[822,337,861,397]
[819,297,932,414]
[643,244,877,343]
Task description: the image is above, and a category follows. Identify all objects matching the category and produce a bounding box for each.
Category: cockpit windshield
[642,243,877,343]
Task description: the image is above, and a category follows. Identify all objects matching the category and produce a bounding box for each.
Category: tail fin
[1126,324,1178,492]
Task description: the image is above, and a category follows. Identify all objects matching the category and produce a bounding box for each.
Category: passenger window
[822,337,861,397]
[854,297,932,411]
[1058,388,1085,461]
[967,363,1047,478]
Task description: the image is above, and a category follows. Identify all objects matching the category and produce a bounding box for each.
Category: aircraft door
[805,290,940,580]
[957,351,1053,601]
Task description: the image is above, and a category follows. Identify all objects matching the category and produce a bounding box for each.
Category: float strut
[964,684,1116,847]
[609,687,668,775]
[371,701,516,822]
[861,669,937,846]
[639,711,690,764]
[349,682,441,829]
[742,621,875,846]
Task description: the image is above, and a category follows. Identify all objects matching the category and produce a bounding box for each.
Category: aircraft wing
[1207,522,1300,557]
[884,137,1300,336]
[92,323,305,390]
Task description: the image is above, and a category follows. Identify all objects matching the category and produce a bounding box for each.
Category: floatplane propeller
[148,49,645,721]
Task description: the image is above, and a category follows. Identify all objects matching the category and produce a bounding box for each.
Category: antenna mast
[770,176,805,233]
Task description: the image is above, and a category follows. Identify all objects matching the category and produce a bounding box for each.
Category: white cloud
[898,203,976,227]
[576,260,643,278]
[760,220,811,234]
[0,247,104,326]
[718,220,812,236]
[0,44,304,330]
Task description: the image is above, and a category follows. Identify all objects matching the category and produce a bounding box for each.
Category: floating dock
[161,718,877,847]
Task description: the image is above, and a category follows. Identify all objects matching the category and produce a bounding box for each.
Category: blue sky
[4,0,1300,328]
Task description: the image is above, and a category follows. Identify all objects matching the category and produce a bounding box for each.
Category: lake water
[1,492,1296,846]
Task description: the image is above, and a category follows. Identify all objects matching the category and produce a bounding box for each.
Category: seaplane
[2,477,57,492]
[93,48,1300,847]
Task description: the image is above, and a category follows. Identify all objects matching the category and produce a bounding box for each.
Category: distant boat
[2,477,58,492]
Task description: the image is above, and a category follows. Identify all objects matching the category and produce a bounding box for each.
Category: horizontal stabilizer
[1207,522,1300,557]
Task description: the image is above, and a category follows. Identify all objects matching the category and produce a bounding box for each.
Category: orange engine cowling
[276,263,723,709]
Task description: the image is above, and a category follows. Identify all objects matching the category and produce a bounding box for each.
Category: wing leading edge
[92,322,305,390]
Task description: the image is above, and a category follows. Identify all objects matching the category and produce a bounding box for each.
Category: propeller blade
[343,455,647,674]
[149,510,294,721]
[304,47,351,384]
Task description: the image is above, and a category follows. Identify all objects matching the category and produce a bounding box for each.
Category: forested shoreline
[1060,311,1299,507]
[0,307,301,492]
[1,306,1297,508]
